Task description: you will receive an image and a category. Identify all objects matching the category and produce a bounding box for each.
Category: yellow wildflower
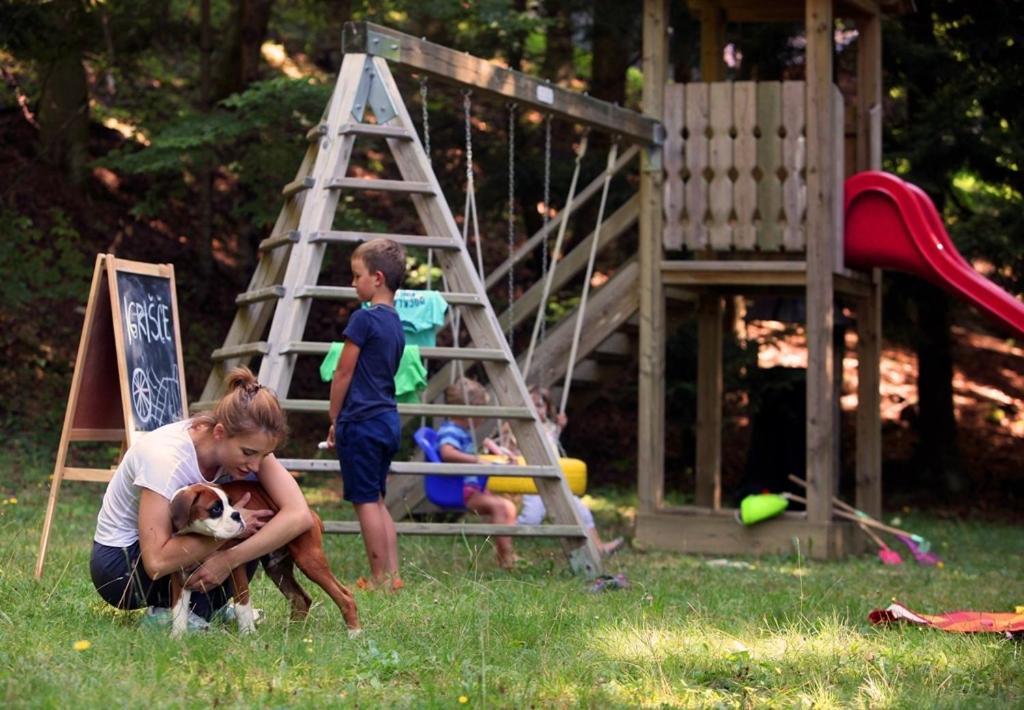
[73,640,92,651]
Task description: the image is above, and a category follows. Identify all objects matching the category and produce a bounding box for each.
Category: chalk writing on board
[115,271,183,431]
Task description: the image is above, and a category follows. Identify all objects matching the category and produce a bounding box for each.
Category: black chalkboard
[38,255,188,579]
[113,268,185,432]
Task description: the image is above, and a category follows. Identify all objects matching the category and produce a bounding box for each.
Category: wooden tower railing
[663,80,844,261]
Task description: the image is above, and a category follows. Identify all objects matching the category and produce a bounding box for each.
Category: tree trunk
[195,0,214,297]
[912,283,967,494]
[213,0,274,101]
[507,0,528,72]
[590,0,633,106]
[37,14,89,185]
[541,0,575,83]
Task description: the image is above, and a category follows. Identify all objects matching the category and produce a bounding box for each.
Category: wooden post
[803,0,836,525]
[855,10,883,518]
[695,294,723,508]
[638,0,668,515]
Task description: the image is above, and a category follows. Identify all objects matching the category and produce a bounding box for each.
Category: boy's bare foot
[601,537,625,557]
[498,554,523,570]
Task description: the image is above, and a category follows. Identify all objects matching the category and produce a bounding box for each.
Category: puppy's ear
[170,488,197,533]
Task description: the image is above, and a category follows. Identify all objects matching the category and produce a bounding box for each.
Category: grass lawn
[1,456,1022,708]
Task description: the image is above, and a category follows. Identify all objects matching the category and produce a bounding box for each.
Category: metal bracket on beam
[343,22,400,61]
[351,59,397,124]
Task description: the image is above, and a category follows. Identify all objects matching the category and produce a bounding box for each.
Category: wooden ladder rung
[277,458,562,478]
[282,176,315,197]
[210,342,270,361]
[309,231,461,250]
[327,177,435,195]
[277,341,507,363]
[392,462,561,478]
[278,400,534,419]
[322,521,587,538]
[293,285,483,306]
[305,123,328,142]
[338,123,414,140]
[258,231,301,252]
[418,347,509,362]
[235,285,285,305]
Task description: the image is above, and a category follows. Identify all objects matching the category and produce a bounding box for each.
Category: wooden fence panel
[756,81,784,250]
[684,82,710,250]
[663,83,686,250]
[708,82,734,250]
[733,81,758,250]
[782,80,806,251]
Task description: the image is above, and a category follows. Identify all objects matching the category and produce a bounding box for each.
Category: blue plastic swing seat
[413,426,488,510]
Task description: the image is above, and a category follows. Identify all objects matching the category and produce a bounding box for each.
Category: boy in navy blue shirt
[327,238,406,591]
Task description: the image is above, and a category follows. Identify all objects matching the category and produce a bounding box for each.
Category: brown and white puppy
[169,481,360,638]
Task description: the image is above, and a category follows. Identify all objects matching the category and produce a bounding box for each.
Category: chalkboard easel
[35,254,187,578]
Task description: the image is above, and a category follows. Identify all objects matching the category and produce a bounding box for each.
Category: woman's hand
[231,491,274,538]
[184,550,234,591]
[326,423,336,447]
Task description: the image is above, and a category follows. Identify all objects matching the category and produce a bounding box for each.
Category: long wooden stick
[786,474,916,538]
[857,521,889,550]
[782,492,913,539]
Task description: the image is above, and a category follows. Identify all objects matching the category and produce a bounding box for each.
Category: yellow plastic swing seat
[479,455,587,495]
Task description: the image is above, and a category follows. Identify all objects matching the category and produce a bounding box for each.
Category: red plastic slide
[844,170,1024,338]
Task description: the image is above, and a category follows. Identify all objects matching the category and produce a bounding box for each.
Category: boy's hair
[445,377,489,406]
[353,238,406,292]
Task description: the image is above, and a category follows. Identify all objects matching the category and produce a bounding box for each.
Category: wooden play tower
[634,0,911,558]
[197,1,913,566]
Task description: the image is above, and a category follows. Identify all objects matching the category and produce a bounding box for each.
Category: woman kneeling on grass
[89,366,312,629]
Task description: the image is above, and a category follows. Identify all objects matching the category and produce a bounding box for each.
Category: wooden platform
[634,507,863,560]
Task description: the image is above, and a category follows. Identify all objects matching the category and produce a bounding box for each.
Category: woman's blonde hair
[193,366,288,442]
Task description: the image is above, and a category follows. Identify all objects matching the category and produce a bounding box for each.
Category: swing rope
[506,102,518,351]
[539,114,552,347]
[522,130,589,378]
[558,139,619,416]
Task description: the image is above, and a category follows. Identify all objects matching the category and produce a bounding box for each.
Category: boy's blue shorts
[336,410,400,504]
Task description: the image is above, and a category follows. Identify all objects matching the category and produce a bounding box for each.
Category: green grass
[1,460,1022,708]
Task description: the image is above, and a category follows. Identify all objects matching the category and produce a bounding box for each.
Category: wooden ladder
[195,52,602,578]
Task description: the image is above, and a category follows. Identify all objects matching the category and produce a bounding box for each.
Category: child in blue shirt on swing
[437,377,520,570]
[327,238,406,591]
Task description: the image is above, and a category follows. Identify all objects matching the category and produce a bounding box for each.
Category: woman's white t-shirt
[93,419,210,547]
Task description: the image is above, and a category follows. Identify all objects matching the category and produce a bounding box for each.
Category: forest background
[1,0,1023,518]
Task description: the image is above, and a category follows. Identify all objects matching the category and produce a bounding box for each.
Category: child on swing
[327,238,406,591]
[437,377,520,570]
[492,384,623,557]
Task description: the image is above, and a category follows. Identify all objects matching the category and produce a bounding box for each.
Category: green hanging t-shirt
[370,289,448,347]
[320,342,428,404]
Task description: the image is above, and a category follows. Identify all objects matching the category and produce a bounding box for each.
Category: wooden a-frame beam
[342,21,662,146]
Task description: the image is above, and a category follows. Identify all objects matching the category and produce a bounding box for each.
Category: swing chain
[419,77,434,291]
[462,90,474,193]
[462,90,486,279]
[507,102,517,350]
